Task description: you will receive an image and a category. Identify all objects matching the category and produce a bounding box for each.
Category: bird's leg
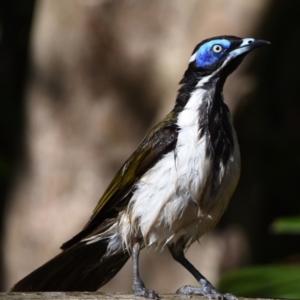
[168,244,237,300]
[132,240,159,299]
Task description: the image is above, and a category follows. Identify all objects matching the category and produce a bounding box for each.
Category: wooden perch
[2,293,279,300]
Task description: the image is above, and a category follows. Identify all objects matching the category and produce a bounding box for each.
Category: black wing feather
[61,111,179,250]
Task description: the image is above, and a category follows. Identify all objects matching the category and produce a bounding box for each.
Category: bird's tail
[11,239,129,291]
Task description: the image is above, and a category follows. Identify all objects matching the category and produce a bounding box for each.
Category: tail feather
[11,240,129,291]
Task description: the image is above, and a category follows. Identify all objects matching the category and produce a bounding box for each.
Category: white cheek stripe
[229,46,251,57]
[189,52,197,63]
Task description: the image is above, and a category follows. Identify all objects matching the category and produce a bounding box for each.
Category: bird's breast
[122,87,240,249]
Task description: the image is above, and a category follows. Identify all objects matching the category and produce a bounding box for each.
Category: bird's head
[182,35,270,87]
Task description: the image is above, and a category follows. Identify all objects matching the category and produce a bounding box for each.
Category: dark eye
[212,44,223,53]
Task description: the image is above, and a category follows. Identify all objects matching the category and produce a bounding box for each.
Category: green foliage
[219,265,300,299]
[220,216,300,298]
[271,216,300,234]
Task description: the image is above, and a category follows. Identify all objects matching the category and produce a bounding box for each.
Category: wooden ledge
[2,293,279,300]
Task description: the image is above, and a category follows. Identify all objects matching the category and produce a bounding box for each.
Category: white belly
[122,87,241,249]
[124,136,240,249]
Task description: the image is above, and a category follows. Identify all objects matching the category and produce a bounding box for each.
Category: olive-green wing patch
[61,112,178,250]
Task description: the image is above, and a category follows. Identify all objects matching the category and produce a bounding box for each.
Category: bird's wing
[61,111,179,250]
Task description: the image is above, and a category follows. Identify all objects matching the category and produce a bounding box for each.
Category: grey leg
[168,244,237,300]
[132,240,159,299]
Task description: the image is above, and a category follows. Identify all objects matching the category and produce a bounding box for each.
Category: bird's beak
[229,38,270,58]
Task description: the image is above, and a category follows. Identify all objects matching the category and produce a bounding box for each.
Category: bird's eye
[212,45,223,53]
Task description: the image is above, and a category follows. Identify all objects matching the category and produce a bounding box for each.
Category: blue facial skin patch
[196,39,231,67]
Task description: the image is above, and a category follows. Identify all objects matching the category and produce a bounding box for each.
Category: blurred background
[1,0,300,297]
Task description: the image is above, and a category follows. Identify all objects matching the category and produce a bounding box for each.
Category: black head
[181,35,270,87]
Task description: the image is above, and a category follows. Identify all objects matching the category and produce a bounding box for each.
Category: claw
[133,283,160,299]
[224,293,238,300]
[175,281,237,300]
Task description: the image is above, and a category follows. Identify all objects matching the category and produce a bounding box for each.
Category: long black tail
[11,240,130,291]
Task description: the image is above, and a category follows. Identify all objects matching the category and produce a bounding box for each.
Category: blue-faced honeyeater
[12,36,269,299]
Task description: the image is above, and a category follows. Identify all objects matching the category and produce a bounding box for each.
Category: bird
[11,35,269,299]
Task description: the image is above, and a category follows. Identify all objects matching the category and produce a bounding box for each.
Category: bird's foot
[176,279,237,300]
[133,282,159,299]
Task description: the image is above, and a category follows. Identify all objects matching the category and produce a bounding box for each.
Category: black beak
[229,38,270,58]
